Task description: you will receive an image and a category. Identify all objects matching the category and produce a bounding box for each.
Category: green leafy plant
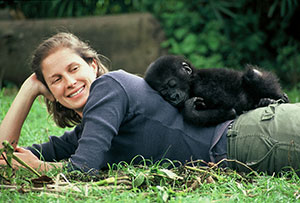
[1,0,300,88]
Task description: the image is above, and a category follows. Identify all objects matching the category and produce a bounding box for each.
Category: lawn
[1,87,300,202]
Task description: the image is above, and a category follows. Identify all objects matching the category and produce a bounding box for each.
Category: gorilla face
[144,55,193,107]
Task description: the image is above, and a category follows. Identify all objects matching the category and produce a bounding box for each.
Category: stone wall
[0,13,166,86]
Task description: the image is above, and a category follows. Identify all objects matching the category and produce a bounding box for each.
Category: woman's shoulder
[105,69,141,77]
[102,70,143,84]
[90,69,171,112]
[92,70,150,93]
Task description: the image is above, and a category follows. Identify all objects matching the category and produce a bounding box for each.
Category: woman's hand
[0,147,63,172]
[0,147,41,170]
[24,73,55,101]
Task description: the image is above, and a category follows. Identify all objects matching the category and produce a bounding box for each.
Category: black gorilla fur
[144,55,289,126]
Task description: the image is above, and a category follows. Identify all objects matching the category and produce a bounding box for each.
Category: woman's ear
[91,59,98,75]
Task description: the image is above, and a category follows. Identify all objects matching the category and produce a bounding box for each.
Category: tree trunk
[0,13,166,86]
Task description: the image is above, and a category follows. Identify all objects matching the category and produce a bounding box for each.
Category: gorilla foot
[193,97,206,110]
[256,98,277,107]
[281,93,290,103]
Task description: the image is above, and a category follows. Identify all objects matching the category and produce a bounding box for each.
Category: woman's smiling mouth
[68,86,85,98]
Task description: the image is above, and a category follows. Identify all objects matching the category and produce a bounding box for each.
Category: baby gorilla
[144,55,289,126]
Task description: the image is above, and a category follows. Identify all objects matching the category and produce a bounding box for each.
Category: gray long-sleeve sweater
[27,70,230,172]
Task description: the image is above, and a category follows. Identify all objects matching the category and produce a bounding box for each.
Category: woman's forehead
[41,48,83,76]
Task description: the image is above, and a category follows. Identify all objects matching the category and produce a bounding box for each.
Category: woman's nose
[65,75,77,87]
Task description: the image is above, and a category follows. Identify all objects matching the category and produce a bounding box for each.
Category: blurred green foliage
[1,0,300,88]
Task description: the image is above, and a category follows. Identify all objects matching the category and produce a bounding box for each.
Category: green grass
[1,88,300,202]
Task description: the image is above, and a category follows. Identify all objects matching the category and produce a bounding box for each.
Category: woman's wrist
[22,73,54,101]
[20,75,43,99]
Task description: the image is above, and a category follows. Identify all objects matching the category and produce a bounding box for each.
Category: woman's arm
[0,147,63,172]
[0,74,54,149]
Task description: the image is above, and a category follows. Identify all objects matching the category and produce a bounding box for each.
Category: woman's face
[42,47,98,116]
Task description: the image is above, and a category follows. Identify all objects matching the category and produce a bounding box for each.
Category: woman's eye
[52,77,61,84]
[72,65,79,71]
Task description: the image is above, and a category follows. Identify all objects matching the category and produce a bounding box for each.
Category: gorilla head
[144,55,192,106]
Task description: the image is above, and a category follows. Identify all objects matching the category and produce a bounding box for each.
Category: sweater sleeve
[26,124,82,162]
[68,74,128,172]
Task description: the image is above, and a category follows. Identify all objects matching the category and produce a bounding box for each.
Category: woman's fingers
[40,85,55,101]
[0,147,40,169]
[25,73,55,101]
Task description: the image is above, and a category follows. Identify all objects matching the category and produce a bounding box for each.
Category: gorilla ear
[181,62,193,74]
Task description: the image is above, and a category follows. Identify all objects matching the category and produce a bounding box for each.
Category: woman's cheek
[49,85,63,98]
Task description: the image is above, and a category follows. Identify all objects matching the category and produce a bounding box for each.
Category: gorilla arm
[182,97,237,126]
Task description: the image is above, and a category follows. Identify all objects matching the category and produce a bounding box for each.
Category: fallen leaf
[31,175,54,187]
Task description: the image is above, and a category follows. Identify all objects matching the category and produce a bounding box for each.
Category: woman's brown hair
[31,32,110,128]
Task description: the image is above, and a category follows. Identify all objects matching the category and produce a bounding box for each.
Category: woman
[0,32,300,176]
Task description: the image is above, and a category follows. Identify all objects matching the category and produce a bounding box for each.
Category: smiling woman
[31,33,109,128]
[1,32,300,177]
[41,48,98,116]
